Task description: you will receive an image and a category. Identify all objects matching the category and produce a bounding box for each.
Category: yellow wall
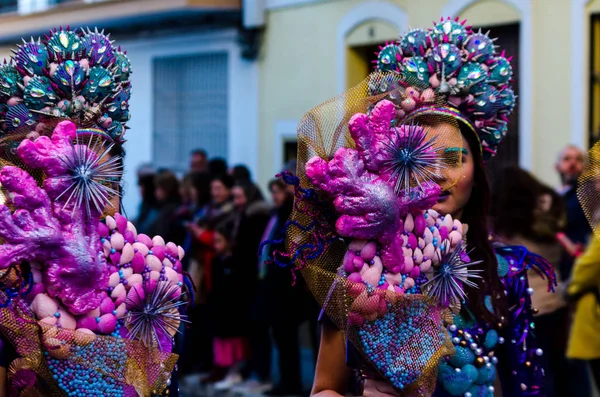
[258,0,583,190]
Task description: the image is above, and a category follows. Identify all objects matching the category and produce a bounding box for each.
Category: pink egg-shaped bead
[109,272,120,288]
[103,239,111,251]
[39,316,57,326]
[86,307,101,319]
[123,230,135,245]
[432,227,440,240]
[178,246,185,260]
[132,242,149,256]
[152,235,165,247]
[163,258,173,269]
[122,268,133,279]
[165,267,179,284]
[126,284,145,308]
[418,238,425,250]
[352,256,364,270]
[439,226,449,241]
[106,215,117,231]
[111,284,126,306]
[443,214,453,229]
[392,265,403,273]
[149,271,161,281]
[151,245,166,262]
[349,239,368,252]
[97,222,109,238]
[166,242,178,257]
[384,272,403,286]
[76,316,98,332]
[127,221,137,236]
[423,228,433,245]
[421,88,435,102]
[394,286,405,295]
[103,246,110,258]
[449,230,463,246]
[126,274,143,289]
[31,294,59,319]
[403,277,415,289]
[110,252,121,266]
[147,255,163,272]
[453,220,463,235]
[146,279,158,294]
[403,257,414,273]
[97,314,117,334]
[413,248,423,264]
[170,286,182,301]
[360,241,377,262]
[100,297,115,315]
[404,213,414,232]
[136,234,153,248]
[377,282,389,290]
[425,213,436,228]
[57,309,76,329]
[414,213,426,237]
[173,260,182,272]
[407,234,418,249]
[419,259,432,272]
[115,303,127,319]
[131,252,146,273]
[111,232,125,251]
[114,213,128,234]
[109,265,118,274]
[409,266,420,278]
[348,282,366,297]
[31,268,43,283]
[401,97,417,112]
[120,243,134,265]
[402,247,412,258]
[359,263,369,275]
[347,272,363,284]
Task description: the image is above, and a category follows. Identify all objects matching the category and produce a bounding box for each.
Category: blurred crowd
[133,150,317,396]
[133,145,600,397]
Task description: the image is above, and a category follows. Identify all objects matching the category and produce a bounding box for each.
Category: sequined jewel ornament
[0,26,132,143]
[374,17,516,160]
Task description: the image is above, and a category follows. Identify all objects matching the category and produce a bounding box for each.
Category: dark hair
[269,178,287,191]
[231,165,252,182]
[490,167,563,243]
[212,173,235,190]
[459,123,507,325]
[209,158,228,177]
[234,179,262,205]
[191,149,207,157]
[215,221,233,242]
[138,173,157,205]
[189,172,212,208]
[155,170,181,203]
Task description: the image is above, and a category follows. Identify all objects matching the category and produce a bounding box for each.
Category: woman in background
[490,166,568,397]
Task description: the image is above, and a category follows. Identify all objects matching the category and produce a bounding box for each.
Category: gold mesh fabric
[578,141,600,233]
[0,299,177,396]
[291,72,462,395]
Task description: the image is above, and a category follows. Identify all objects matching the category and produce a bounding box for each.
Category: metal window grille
[153,52,229,173]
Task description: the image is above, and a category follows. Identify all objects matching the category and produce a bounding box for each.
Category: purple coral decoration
[0,121,108,315]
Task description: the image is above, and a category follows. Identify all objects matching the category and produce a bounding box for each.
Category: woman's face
[232,186,247,209]
[211,180,231,205]
[270,185,287,208]
[432,129,475,220]
[155,186,166,202]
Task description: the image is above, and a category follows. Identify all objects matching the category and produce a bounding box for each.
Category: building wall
[258,0,583,192]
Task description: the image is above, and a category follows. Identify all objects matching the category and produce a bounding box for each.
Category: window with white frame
[153,52,229,173]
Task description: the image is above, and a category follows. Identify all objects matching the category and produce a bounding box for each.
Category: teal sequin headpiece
[374,17,515,160]
[0,27,131,143]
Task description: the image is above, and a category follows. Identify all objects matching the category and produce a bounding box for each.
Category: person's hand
[362,379,401,397]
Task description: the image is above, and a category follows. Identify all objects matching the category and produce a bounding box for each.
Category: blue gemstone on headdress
[428,43,463,76]
[24,76,58,110]
[401,57,430,88]
[377,44,402,73]
[464,32,495,62]
[0,63,20,99]
[489,57,513,86]
[14,38,48,76]
[457,63,488,93]
[400,29,428,56]
[430,19,469,46]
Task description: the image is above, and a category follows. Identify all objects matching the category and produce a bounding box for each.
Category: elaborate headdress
[373,17,515,160]
[264,18,517,396]
[0,27,190,397]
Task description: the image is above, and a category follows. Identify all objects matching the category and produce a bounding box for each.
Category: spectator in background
[209,158,228,177]
[231,164,264,201]
[262,178,305,397]
[491,167,568,397]
[554,146,595,397]
[135,164,158,234]
[190,149,208,173]
[556,145,591,278]
[206,224,249,390]
[146,170,185,246]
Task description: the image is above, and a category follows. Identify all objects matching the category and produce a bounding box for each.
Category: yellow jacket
[567,236,600,359]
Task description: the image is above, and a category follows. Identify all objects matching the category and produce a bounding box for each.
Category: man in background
[190,149,208,173]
